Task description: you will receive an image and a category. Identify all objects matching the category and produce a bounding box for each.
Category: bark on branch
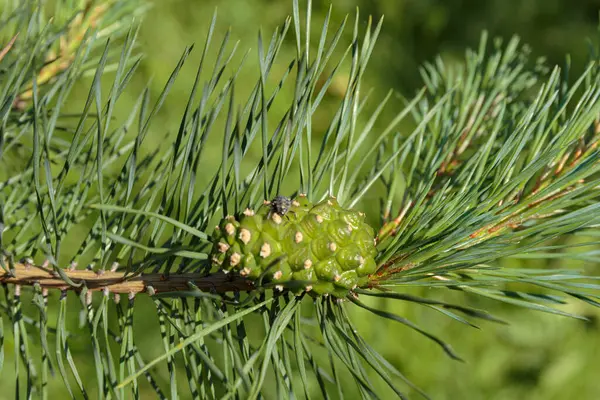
[1,262,254,294]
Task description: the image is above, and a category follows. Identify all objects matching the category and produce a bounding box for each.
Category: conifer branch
[1,261,252,294]
[2,0,600,397]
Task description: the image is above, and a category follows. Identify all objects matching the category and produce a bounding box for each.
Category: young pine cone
[210,195,378,297]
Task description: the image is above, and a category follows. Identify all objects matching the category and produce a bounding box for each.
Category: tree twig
[1,262,253,294]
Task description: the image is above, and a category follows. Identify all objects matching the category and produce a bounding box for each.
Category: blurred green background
[4,0,600,398]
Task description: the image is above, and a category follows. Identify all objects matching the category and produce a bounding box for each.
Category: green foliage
[0,0,600,398]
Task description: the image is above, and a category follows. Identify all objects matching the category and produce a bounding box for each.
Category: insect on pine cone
[210,194,378,297]
[270,195,293,216]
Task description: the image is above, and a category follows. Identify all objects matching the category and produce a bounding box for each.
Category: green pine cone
[210,195,378,297]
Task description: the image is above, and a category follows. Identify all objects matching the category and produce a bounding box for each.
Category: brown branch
[1,262,254,294]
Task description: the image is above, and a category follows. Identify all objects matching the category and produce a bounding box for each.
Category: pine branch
[1,260,252,294]
[1,0,600,398]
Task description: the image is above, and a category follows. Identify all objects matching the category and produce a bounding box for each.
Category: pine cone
[210,195,378,297]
